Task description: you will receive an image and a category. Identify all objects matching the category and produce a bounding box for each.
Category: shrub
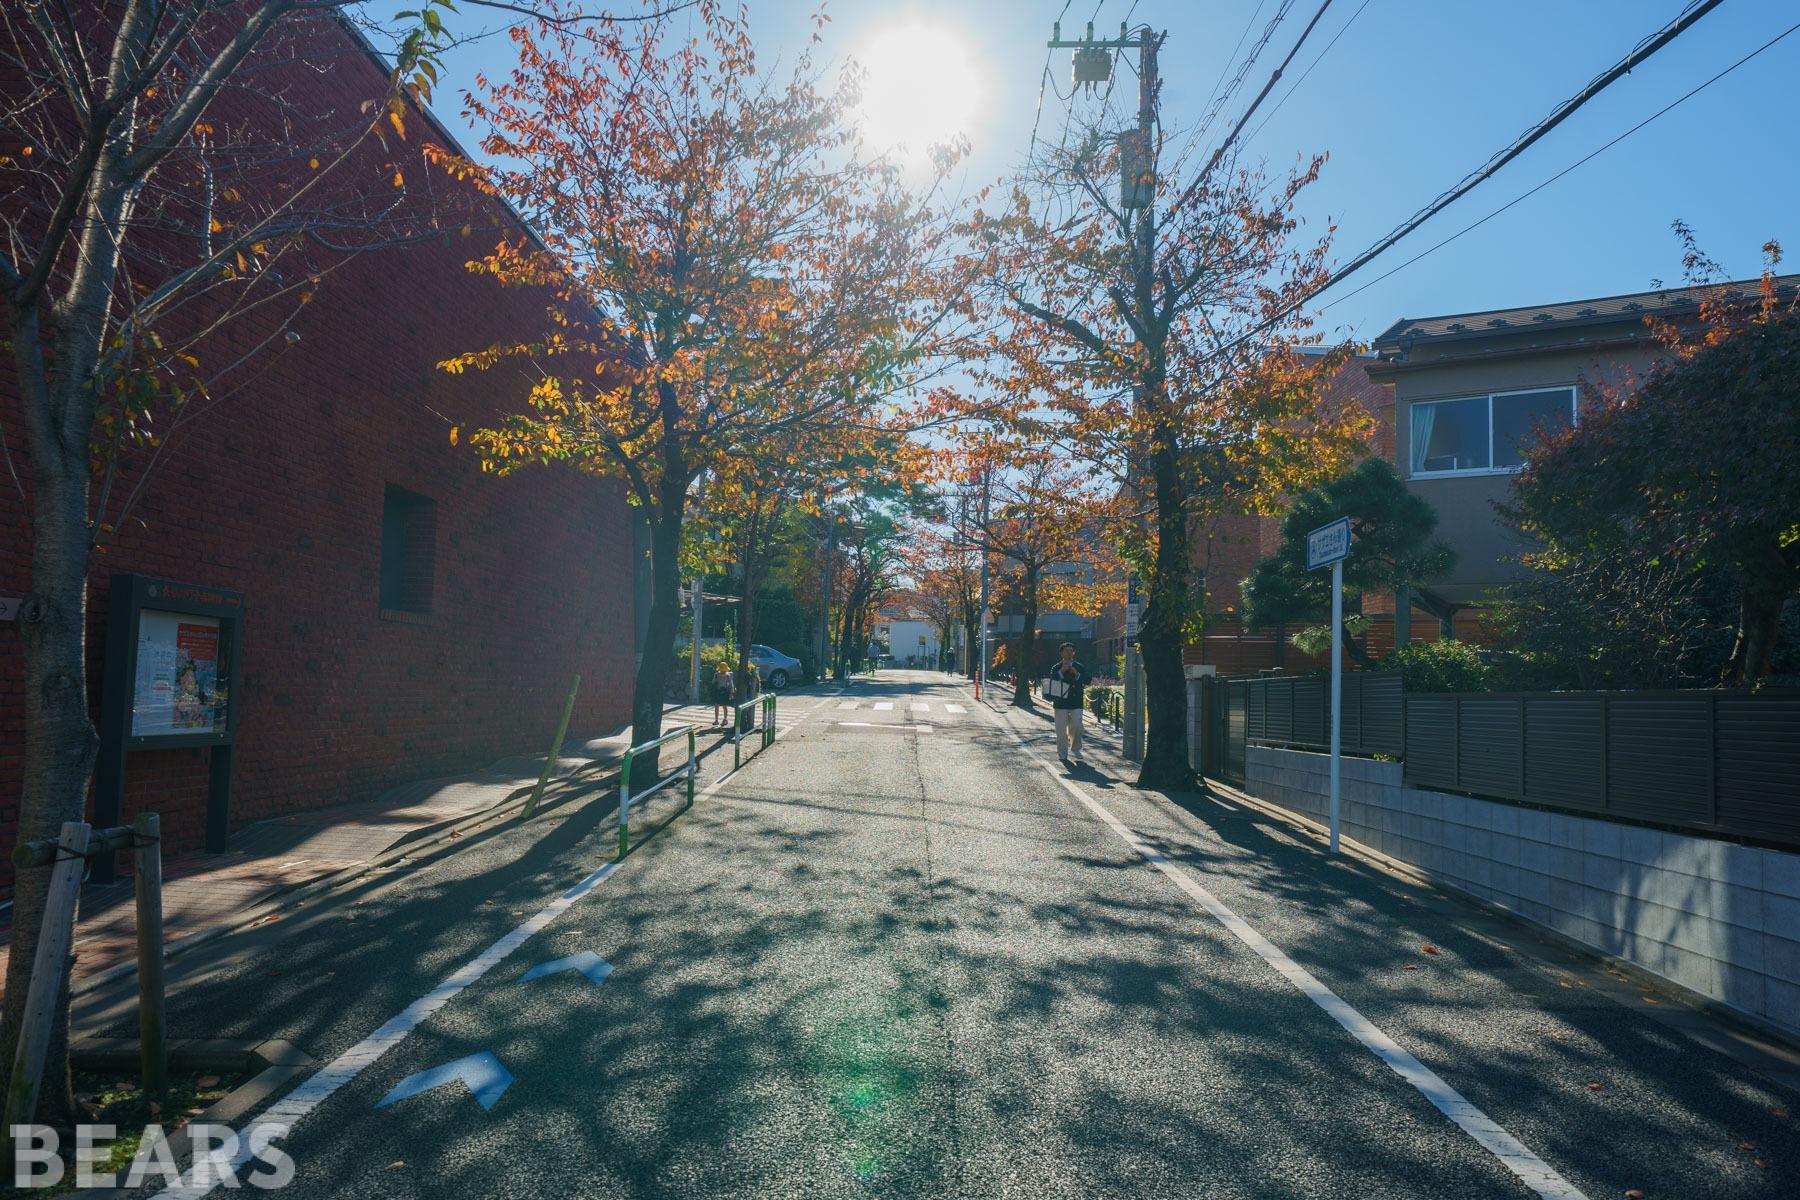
[1380,640,1490,693]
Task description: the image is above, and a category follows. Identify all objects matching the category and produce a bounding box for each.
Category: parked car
[748,644,802,689]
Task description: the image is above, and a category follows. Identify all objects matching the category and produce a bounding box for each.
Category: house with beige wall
[1365,275,1799,648]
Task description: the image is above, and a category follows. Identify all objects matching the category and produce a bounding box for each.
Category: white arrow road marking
[376,1052,513,1112]
[519,950,613,985]
[967,689,1590,1200]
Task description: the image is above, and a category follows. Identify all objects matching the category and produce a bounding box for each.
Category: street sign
[1304,518,1352,854]
[1306,517,1352,570]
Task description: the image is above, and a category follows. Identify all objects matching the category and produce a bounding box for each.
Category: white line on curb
[152,699,822,1199]
[966,691,1590,1200]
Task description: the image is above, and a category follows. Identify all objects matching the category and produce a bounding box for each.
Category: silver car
[748,644,802,689]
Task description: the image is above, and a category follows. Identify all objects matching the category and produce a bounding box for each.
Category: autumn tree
[1508,247,1800,684]
[1241,459,1454,667]
[911,523,982,677]
[0,0,549,1124]
[953,449,1121,707]
[438,2,961,749]
[958,98,1366,785]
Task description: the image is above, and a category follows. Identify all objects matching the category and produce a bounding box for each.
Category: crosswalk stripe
[945,704,967,714]
[838,701,859,710]
[873,702,894,711]
[912,702,930,712]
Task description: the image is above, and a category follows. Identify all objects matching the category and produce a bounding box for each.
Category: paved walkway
[1,700,741,987]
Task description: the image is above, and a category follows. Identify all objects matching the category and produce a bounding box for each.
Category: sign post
[1306,518,1352,854]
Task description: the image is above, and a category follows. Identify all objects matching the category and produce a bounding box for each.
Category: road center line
[966,689,1590,1200]
[153,696,825,1199]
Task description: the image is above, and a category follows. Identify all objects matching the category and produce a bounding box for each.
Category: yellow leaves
[309,157,320,170]
[389,110,408,140]
[449,426,459,446]
[209,218,223,234]
[393,169,405,188]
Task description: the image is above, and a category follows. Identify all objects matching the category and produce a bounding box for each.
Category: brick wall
[0,15,635,889]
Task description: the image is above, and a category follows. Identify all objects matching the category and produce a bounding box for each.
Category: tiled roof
[1373,274,1800,349]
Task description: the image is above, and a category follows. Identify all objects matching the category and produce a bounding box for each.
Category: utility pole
[819,512,836,680]
[976,471,991,702]
[1050,18,1160,760]
[688,576,704,704]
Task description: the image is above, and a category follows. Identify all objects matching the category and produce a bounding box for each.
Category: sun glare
[854,23,980,157]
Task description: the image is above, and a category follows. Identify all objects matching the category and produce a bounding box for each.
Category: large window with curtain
[1407,387,1575,477]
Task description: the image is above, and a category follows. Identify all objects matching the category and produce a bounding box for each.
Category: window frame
[1406,385,1577,479]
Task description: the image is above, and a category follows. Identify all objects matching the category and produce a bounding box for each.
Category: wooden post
[134,813,167,1098]
[525,674,581,817]
[5,821,91,1131]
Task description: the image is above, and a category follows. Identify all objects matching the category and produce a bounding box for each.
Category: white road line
[912,702,931,712]
[965,692,1589,1200]
[838,701,860,710]
[873,702,894,711]
[944,704,967,714]
[154,700,823,1199]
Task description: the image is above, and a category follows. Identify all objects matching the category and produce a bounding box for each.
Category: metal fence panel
[1607,694,1713,826]
[1267,681,1294,745]
[1458,696,1524,801]
[1522,696,1605,812]
[1715,693,1800,842]
[1227,683,1247,780]
[1404,695,1458,791]
[1362,673,1405,757]
[1293,677,1327,747]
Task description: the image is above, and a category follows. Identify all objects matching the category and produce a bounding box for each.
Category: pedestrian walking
[1045,642,1090,765]
[710,660,735,727]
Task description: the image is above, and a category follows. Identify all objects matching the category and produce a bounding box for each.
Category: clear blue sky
[427,0,1800,343]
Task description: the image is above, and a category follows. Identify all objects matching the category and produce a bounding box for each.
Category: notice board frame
[94,575,246,882]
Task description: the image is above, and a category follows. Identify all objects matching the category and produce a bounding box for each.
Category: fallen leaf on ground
[388,1161,405,1170]
[1772,1109,1790,1119]
[1755,1158,1770,1169]
[1624,1190,1645,1198]
[1640,995,1660,1005]
[1739,1141,1756,1150]
[1558,981,1574,989]
[1586,1083,1604,1092]
[1402,964,1419,971]
[1420,944,1441,955]
[196,1075,220,1089]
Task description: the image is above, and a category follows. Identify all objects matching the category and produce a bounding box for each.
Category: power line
[1028,1,1079,160]
[1195,0,1727,364]
[1180,0,1335,207]
[1243,0,1376,151]
[1320,18,1800,317]
[1192,0,1295,153]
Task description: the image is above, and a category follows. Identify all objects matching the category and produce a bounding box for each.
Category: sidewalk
[2,699,732,989]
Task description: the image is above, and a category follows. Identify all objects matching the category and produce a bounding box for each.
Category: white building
[875,606,941,666]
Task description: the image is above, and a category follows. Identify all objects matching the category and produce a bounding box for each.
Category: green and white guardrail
[617,726,696,858]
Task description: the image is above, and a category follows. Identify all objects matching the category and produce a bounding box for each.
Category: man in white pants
[1046,642,1091,766]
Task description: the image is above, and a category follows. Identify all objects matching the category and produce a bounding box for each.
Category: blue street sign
[1306,517,1352,570]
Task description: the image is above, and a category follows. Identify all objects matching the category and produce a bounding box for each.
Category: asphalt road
[109,670,1798,1199]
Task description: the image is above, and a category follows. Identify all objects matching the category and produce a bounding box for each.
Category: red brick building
[0,17,637,891]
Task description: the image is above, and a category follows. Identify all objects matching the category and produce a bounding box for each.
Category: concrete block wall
[1244,746,1800,1041]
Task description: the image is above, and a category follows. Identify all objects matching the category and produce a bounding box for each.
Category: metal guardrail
[734,693,777,768]
[618,726,697,858]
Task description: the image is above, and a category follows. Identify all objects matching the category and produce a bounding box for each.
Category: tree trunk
[963,614,979,678]
[1011,565,1039,708]
[3,69,151,1121]
[1,455,99,1133]
[1136,441,1196,791]
[630,480,688,767]
[1724,551,1793,684]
